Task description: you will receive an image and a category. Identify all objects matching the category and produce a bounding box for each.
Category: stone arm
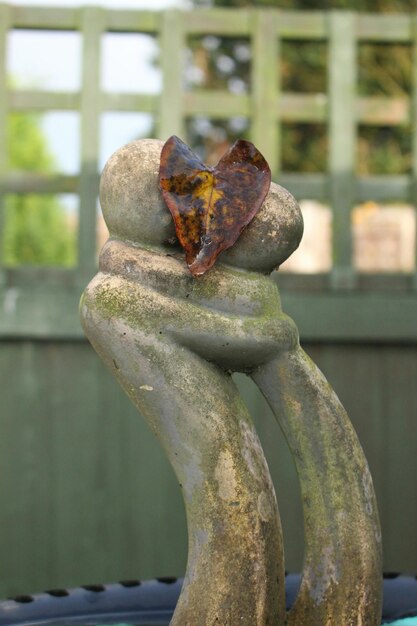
[95,238,298,370]
[252,348,382,626]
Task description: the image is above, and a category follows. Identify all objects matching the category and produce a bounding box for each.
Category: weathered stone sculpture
[80,138,382,626]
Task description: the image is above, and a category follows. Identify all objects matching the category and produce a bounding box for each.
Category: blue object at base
[0,573,416,625]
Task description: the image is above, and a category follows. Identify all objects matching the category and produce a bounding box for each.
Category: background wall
[1,335,416,597]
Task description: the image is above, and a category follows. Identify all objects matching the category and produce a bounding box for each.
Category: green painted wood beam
[105,8,159,33]
[283,291,417,343]
[3,6,414,43]
[102,92,157,113]
[280,93,327,123]
[5,5,157,35]
[184,91,250,118]
[277,173,328,200]
[0,171,410,204]
[9,90,79,110]
[3,173,79,194]
[8,4,79,29]
[283,93,412,126]
[356,175,411,203]
[0,288,83,339]
[328,11,356,290]
[0,286,416,342]
[9,90,158,113]
[279,174,412,203]
[412,14,417,290]
[251,9,280,173]
[77,6,103,287]
[3,266,77,289]
[357,96,409,125]
[184,8,251,35]
[356,13,412,42]
[158,10,185,140]
[0,4,9,288]
[277,11,326,39]
[7,87,410,128]
[277,271,416,293]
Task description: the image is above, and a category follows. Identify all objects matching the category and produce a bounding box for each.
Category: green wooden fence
[0,4,416,597]
[0,5,417,339]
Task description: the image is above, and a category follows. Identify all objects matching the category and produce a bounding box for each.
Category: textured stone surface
[99,138,303,273]
[99,138,176,247]
[221,181,303,273]
[82,137,382,626]
[253,349,383,626]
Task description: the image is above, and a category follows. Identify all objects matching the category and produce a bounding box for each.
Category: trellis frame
[0,4,416,340]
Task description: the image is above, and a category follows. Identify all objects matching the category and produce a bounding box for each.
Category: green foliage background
[3,113,76,266]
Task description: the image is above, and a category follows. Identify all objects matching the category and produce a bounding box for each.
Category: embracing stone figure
[80,139,382,626]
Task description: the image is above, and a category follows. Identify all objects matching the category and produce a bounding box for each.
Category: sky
[8,0,190,177]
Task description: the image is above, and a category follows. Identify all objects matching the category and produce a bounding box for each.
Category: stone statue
[80,138,382,626]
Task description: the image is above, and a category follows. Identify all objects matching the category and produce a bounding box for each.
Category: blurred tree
[3,113,76,266]
[187,0,413,176]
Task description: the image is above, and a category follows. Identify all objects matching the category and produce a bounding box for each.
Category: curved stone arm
[97,238,298,370]
[80,249,286,626]
[252,347,382,626]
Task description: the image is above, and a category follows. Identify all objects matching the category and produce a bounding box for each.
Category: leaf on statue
[159,135,271,276]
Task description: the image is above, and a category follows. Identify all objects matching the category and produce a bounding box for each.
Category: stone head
[99,138,303,274]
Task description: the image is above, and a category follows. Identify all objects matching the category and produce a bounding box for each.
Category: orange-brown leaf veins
[159,135,271,276]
